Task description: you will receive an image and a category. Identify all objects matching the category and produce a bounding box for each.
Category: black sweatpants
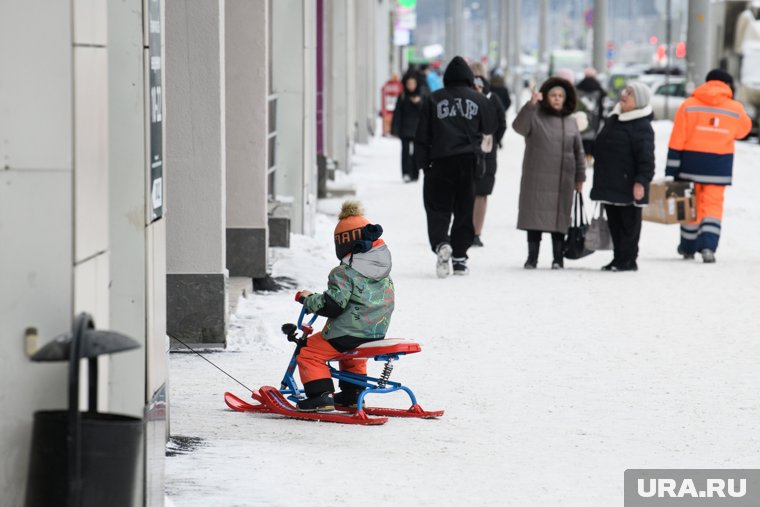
[605,204,642,265]
[423,154,476,258]
[400,138,419,181]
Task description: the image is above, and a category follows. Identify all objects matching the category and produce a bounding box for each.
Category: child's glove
[295,290,313,304]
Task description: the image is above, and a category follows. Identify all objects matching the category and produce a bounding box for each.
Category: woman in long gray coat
[512,77,586,269]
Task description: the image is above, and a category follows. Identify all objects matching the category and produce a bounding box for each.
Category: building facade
[1,0,393,504]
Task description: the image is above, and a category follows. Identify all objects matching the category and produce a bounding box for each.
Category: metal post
[538,0,547,68]
[592,0,607,73]
[665,0,672,119]
[486,0,493,65]
[509,0,523,104]
[686,0,711,88]
[451,0,463,57]
[499,0,508,68]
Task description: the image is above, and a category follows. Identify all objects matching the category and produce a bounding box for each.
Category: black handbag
[564,192,594,260]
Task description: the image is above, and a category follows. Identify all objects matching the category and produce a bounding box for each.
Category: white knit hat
[628,82,651,109]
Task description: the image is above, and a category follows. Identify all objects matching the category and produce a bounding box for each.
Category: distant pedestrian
[489,69,512,114]
[414,56,495,277]
[470,70,507,248]
[666,69,752,263]
[590,82,655,272]
[576,67,606,165]
[413,64,431,97]
[424,62,444,93]
[512,77,586,269]
[391,73,424,182]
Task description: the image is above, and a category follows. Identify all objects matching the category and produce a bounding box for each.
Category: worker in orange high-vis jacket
[666,69,752,263]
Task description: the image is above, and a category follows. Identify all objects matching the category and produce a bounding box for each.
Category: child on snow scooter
[294,200,395,412]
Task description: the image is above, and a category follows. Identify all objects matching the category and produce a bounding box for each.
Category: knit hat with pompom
[333,201,384,261]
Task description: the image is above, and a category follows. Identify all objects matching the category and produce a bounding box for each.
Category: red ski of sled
[257,386,387,425]
[224,391,269,413]
[335,404,444,418]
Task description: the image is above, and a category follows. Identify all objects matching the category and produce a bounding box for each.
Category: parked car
[649,77,688,120]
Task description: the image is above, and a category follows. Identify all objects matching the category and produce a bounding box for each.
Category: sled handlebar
[297,306,318,335]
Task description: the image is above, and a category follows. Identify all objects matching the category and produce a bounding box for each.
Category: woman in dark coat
[575,67,606,164]
[472,74,507,247]
[590,81,655,271]
[391,73,424,182]
[512,77,586,269]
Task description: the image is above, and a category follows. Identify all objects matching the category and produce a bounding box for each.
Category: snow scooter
[224,295,444,425]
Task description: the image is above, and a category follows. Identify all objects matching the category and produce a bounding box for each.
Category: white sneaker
[435,243,452,278]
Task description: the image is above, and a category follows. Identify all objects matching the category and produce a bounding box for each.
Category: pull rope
[169,334,255,393]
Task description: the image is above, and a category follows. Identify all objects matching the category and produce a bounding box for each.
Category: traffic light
[675,41,686,59]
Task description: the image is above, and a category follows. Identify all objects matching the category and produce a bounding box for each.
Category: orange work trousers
[680,183,725,253]
[296,332,367,390]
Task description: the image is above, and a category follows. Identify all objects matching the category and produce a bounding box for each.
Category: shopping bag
[584,202,613,251]
[564,192,594,260]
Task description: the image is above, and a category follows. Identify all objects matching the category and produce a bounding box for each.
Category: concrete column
[73,0,110,340]
[225,0,269,278]
[165,0,228,345]
[302,1,318,236]
[592,0,607,73]
[686,0,711,86]
[272,0,318,235]
[352,2,371,144]
[108,0,167,503]
[499,0,508,68]
[538,0,548,67]
[374,0,392,116]
[345,1,357,158]
[450,0,464,57]
[326,0,350,173]
[0,3,72,502]
[355,1,370,144]
[107,0,147,419]
[509,0,524,104]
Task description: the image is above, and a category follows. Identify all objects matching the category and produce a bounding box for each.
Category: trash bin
[25,313,143,507]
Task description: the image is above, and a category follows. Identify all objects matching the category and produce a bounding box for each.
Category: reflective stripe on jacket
[666,80,751,186]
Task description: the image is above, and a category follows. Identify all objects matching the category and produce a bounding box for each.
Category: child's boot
[296,392,334,412]
[334,388,365,408]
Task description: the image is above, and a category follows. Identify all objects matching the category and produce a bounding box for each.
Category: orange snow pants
[296,332,367,390]
[680,183,726,253]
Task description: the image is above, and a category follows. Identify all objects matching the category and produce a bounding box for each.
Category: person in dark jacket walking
[489,69,512,114]
[391,73,424,182]
[471,73,507,247]
[512,77,586,269]
[414,56,495,277]
[575,68,606,165]
[590,82,655,271]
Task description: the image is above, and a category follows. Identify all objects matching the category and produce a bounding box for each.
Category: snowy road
[166,121,760,506]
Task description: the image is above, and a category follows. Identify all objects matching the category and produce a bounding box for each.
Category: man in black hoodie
[414,56,496,278]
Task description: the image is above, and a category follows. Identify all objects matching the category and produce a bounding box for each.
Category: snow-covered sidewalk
[166,122,760,507]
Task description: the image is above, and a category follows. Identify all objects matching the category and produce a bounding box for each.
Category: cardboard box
[642,180,696,224]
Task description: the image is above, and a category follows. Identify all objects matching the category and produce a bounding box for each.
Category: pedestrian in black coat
[590,81,655,271]
[576,68,606,161]
[391,73,424,182]
[414,56,495,277]
[489,72,512,113]
[471,75,507,247]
